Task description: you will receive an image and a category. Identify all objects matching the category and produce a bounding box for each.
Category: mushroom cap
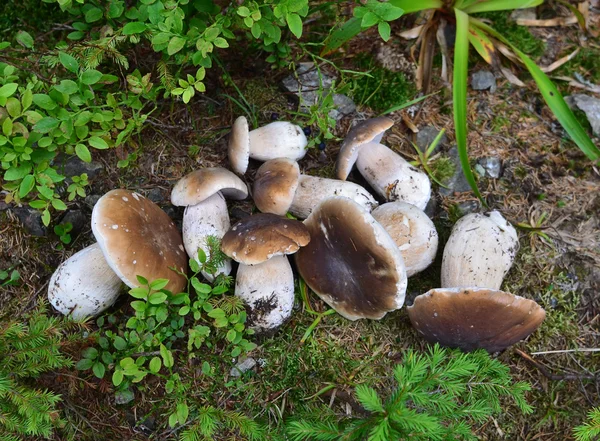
[441,211,518,290]
[295,197,407,321]
[48,244,122,319]
[248,121,308,162]
[408,287,546,352]
[221,213,310,265]
[171,168,248,207]
[372,202,438,277]
[228,116,251,175]
[335,117,393,180]
[92,189,188,293]
[253,158,301,216]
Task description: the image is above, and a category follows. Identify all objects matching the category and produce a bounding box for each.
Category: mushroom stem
[183,192,232,282]
[355,142,431,210]
[235,255,295,332]
[248,122,308,161]
[48,244,122,319]
[290,174,378,218]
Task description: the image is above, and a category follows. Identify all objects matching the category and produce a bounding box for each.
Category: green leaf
[148,291,168,304]
[286,13,303,38]
[129,287,148,299]
[16,31,34,49]
[33,117,59,134]
[123,22,147,35]
[76,358,94,370]
[112,369,124,386]
[390,0,441,13]
[59,51,79,73]
[6,97,21,117]
[160,344,174,368]
[93,362,106,379]
[52,199,67,210]
[463,0,543,14]
[19,174,35,198]
[467,24,495,65]
[82,347,99,359]
[85,7,103,23]
[321,17,362,56]
[361,11,379,28]
[32,94,57,110]
[81,69,103,85]
[89,136,109,149]
[0,83,18,98]
[75,143,92,162]
[226,329,237,342]
[378,21,391,41]
[167,36,186,55]
[149,356,162,373]
[453,9,485,204]
[113,336,127,351]
[21,89,32,110]
[176,402,189,424]
[55,79,79,95]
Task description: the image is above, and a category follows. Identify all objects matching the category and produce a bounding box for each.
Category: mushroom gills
[48,244,122,319]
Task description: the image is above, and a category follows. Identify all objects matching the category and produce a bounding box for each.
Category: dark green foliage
[352,54,416,113]
[477,11,545,57]
[574,407,600,441]
[179,406,267,441]
[286,344,533,441]
[0,304,74,439]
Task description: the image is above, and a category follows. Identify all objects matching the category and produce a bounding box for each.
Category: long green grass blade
[555,0,586,30]
[467,24,495,64]
[471,19,600,161]
[463,0,543,14]
[321,17,362,56]
[380,92,437,115]
[390,0,442,13]
[453,9,485,204]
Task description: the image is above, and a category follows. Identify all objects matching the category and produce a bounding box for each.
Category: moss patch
[478,11,545,58]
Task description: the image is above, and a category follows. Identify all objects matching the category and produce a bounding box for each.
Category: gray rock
[510,7,536,21]
[471,70,496,92]
[424,196,438,219]
[60,209,87,236]
[477,157,502,179]
[439,147,472,196]
[114,388,135,405]
[85,194,102,210]
[566,94,600,136]
[53,154,104,179]
[11,207,47,236]
[416,126,447,154]
[456,200,481,216]
[282,62,356,121]
[147,188,165,204]
[230,357,257,377]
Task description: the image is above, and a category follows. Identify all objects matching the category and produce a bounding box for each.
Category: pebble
[230,357,257,377]
[471,70,497,92]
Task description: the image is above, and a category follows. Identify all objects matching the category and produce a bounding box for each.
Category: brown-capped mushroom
[253,158,377,218]
[408,287,546,352]
[228,116,308,174]
[92,189,188,293]
[221,213,310,332]
[171,168,248,282]
[295,197,407,320]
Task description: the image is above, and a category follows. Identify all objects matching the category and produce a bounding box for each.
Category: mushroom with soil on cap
[171,168,248,282]
[92,189,188,293]
[294,196,407,320]
[48,244,123,319]
[336,117,431,210]
[228,116,308,175]
[221,213,310,332]
[371,201,438,277]
[253,158,378,219]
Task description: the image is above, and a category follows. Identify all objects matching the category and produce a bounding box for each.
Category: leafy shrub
[286,344,533,441]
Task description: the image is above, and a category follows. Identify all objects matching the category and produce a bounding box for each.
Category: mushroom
[228,116,308,174]
[407,287,546,352]
[294,197,407,320]
[335,118,431,210]
[48,244,122,319]
[171,168,248,282]
[253,158,378,219]
[92,189,188,293]
[441,211,518,290]
[371,202,438,277]
[221,213,310,332]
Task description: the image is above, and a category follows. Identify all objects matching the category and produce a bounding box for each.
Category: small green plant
[574,407,600,441]
[0,304,79,439]
[179,406,267,441]
[286,344,533,441]
[0,266,20,287]
[53,221,73,245]
[409,128,452,188]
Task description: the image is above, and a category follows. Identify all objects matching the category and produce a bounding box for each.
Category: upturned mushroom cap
[92,189,188,293]
[408,287,546,352]
[228,116,251,174]
[48,244,122,319]
[248,121,308,162]
[253,158,300,216]
[335,117,393,180]
[372,202,438,277]
[171,168,248,207]
[221,213,310,265]
[295,197,407,321]
[441,211,519,290]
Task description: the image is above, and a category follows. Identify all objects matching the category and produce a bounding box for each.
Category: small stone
[60,209,87,236]
[115,388,135,405]
[424,196,438,219]
[147,188,165,204]
[439,147,472,196]
[471,70,496,92]
[53,154,104,179]
[330,94,356,120]
[566,94,600,136]
[230,357,257,377]
[456,200,481,216]
[415,126,447,154]
[477,157,502,178]
[11,207,47,236]
[510,8,536,21]
[85,194,102,210]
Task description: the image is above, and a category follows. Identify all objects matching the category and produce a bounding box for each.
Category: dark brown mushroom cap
[221,213,310,265]
[294,197,407,321]
[408,287,546,352]
[171,168,248,207]
[92,189,188,293]
[335,117,393,181]
[253,158,300,216]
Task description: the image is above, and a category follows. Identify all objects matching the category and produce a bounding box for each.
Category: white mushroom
[441,211,519,290]
[228,116,308,174]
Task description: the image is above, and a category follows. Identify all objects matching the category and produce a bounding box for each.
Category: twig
[515,349,597,381]
[531,348,600,355]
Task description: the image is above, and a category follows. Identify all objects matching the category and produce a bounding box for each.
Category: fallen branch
[515,349,598,381]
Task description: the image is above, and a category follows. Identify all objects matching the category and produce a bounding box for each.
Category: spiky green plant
[574,407,600,441]
[179,406,267,441]
[286,344,533,441]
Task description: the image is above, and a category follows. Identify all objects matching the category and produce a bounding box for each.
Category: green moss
[351,54,417,113]
[558,46,600,83]
[478,11,545,58]
[430,156,455,185]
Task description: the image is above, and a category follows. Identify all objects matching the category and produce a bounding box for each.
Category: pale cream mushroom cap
[171,168,248,207]
[228,116,251,175]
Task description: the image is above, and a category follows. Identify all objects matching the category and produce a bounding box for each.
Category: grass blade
[390,0,442,13]
[463,0,543,14]
[453,9,485,204]
[380,92,437,115]
[554,0,586,30]
[467,23,495,64]
[321,17,363,56]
